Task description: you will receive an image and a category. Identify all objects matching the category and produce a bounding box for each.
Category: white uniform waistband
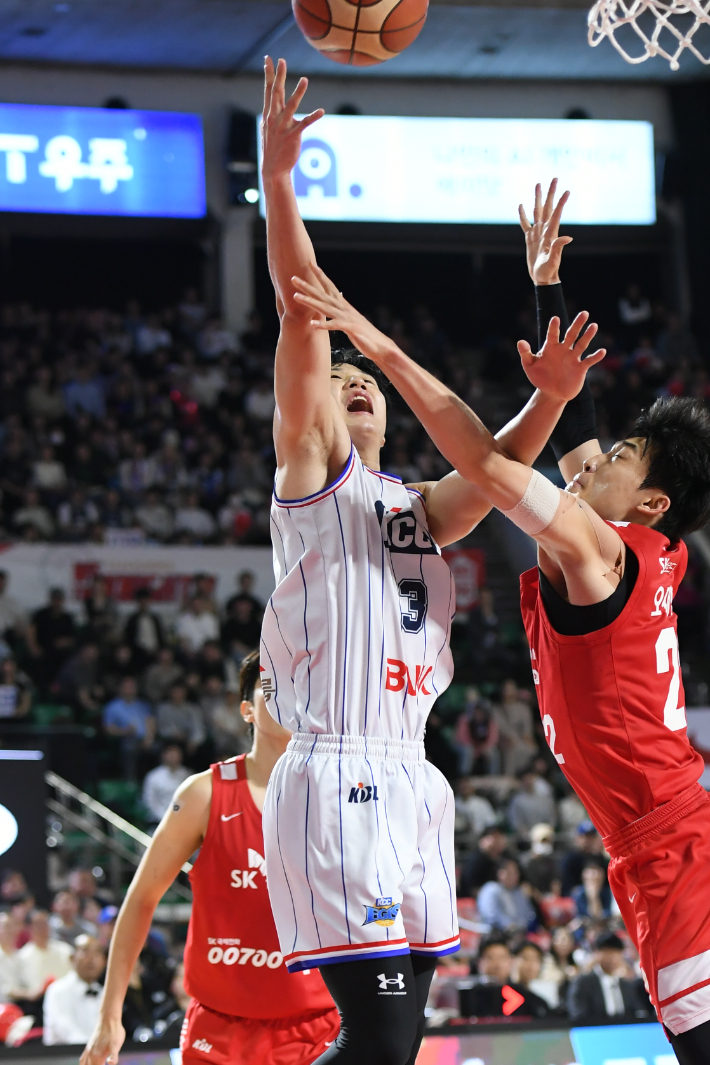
[288,733,426,763]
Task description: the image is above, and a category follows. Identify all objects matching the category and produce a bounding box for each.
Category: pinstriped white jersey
[260,446,455,741]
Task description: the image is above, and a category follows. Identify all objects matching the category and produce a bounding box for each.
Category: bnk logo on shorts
[348,780,379,803]
[363,897,401,927]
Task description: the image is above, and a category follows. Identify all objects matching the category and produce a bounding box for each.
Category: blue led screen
[0,103,206,218]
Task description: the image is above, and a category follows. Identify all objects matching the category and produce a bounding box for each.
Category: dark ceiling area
[0,0,706,80]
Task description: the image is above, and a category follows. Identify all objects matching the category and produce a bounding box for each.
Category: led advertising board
[259,115,655,226]
[0,103,206,217]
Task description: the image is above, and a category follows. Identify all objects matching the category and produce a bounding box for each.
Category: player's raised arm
[520,179,602,486]
[291,267,636,606]
[261,57,351,499]
[80,774,210,1065]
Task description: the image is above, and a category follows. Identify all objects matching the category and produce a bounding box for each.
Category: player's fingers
[532,182,542,225]
[574,320,599,356]
[517,338,534,364]
[545,315,561,346]
[310,261,342,297]
[310,318,341,331]
[298,108,325,132]
[272,57,287,111]
[547,189,570,236]
[263,56,275,112]
[542,177,558,223]
[583,347,606,367]
[563,310,590,347]
[518,204,532,232]
[285,76,309,119]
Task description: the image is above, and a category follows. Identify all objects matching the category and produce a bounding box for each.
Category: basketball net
[588,0,710,69]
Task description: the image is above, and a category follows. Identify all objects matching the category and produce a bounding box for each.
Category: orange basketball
[292,0,429,66]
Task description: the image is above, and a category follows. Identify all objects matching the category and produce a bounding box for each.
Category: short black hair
[631,397,710,542]
[478,933,511,958]
[512,939,544,958]
[331,348,391,399]
[594,931,624,952]
[239,649,261,704]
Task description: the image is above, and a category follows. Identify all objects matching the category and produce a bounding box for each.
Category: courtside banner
[0,544,275,618]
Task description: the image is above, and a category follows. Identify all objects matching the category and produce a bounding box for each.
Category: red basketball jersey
[184,756,334,1019]
[520,522,704,838]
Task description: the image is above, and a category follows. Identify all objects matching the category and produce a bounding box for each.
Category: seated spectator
[16,910,72,1000]
[226,570,263,620]
[43,934,106,1045]
[144,648,184,705]
[141,743,190,826]
[568,931,652,1024]
[540,926,580,1004]
[477,858,535,933]
[571,861,613,920]
[25,366,65,420]
[557,781,588,843]
[0,870,28,906]
[123,589,164,670]
[57,489,100,541]
[538,879,577,930]
[63,363,105,420]
[197,641,237,688]
[507,767,556,840]
[101,644,140,700]
[156,682,206,756]
[455,689,500,777]
[462,935,548,1019]
[134,490,174,542]
[49,891,95,947]
[27,587,76,686]
[32,445,67,495]
[102,676,155,782]
[455,778,497,849]
[522,823,558,895]
[67,868,107,906]
[173,491,215,543]
[201,677,250,759]
[221,597,262,661]
[512,939,558,1010]
[176,596,219,655]
[0,658,31,719]
[560,821,606,896]
[0,912,22,1001]
[83,574,119,646]
[0,570,27,645]
[12,489,54,540]
[119,442,158,498]
[460,825,509,897]
[57,643,102,720]
[494,680,537,777]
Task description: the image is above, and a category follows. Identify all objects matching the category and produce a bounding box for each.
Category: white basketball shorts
[263,734,460,972]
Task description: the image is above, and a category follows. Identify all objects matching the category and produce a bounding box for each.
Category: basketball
[292,0,429,66]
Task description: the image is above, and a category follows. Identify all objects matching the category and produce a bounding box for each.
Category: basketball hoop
[588,0,710,70]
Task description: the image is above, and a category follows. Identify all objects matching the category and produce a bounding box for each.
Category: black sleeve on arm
[535,283,597,463]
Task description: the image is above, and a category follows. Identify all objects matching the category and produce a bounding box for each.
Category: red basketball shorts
[180,999,340,1065]
[604,783,710,1036]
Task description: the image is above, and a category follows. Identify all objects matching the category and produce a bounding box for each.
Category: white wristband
[501,468,561,536]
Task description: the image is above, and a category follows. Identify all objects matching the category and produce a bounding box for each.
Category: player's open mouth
[347,392,374,415]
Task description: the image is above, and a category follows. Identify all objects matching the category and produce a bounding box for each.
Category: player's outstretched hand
[519,178,573,286]
[518,312,606,402]
[292,264,392,360]
[261,56,324,182]
[80,1016,126,1065]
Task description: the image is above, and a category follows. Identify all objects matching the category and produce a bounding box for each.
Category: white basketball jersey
[260,446,455,741]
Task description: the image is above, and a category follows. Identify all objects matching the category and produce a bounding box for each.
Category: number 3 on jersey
[398,578,428,634]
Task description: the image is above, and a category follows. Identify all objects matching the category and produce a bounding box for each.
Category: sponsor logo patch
[375,501,438,555]
[348,781,379,804]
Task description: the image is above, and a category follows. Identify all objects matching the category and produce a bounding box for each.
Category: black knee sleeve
[313,955,427,1065]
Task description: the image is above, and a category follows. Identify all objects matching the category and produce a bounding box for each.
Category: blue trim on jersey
[270,512,287,573]
[273,445,355,507]
[304,736,322,947]
[431,575,455,697]
[275,786,299,954]
[364,742,384,902]
[365,466,403,484]
[286,945,411,973]
[383,781,405,877]
[402,761,429,944]
[334,493,349,734]
[409,940,460,958]
[293,521,313,716]
[408,487,425,500]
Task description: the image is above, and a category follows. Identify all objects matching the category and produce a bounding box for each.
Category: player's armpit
[533,494,625,606]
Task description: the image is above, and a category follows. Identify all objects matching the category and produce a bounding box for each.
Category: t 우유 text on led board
[0,103,206,218]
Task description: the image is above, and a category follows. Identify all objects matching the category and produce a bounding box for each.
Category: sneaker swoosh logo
[221,813,243,821]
